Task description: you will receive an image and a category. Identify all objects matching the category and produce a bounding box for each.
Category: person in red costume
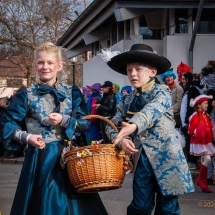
[188,95,215,193]
[177,62,192,85]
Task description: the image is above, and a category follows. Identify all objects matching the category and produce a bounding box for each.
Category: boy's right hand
[121,138,138,155]
[28,135,46,149]
[112,122,137,146]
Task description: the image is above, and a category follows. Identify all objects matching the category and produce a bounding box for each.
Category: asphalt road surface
[0,164,215,215]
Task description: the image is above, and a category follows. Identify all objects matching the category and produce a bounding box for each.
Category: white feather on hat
[97,48,121,62]
[190,95,213,107]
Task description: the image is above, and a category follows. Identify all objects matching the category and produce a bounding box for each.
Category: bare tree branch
[0,0,81,87]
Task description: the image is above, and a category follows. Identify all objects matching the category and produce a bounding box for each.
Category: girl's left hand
[48,113,63,125]
[112,122,137,146]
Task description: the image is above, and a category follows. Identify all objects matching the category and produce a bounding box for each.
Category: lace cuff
[13,129,31,144]
[60,115,70,128]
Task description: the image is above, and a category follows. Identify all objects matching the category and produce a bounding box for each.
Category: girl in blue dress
[0,42,107,215]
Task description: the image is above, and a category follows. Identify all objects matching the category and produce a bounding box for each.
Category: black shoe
[207,179,213,185]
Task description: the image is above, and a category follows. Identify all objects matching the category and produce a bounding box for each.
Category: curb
[0,157,200,179]
[0,157,24,164]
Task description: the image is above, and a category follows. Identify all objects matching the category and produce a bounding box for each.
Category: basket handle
[81,114,118,132]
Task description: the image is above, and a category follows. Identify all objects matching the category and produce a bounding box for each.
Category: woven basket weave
[65,115,125,193]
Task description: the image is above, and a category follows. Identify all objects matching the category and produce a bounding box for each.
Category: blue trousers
[127,150,180,215]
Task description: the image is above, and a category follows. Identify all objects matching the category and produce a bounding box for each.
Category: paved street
[0,164,215,215]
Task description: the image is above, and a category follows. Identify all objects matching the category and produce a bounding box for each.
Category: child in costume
[0,42,107,215]
[86,83,102,143]
[113,83,121,112]
[103,44,194,215]
[177,61,192,85]
[188,95,215,192]
[160,70,183,128]
[80,86,90,101]
[121,85,132,97]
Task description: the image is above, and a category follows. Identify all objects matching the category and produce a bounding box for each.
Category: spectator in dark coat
[93,81,116,143]
[180,72,204,170]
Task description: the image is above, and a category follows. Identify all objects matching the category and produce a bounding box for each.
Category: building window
[125,20,130,39]
[111,22,117,45]
[118,21,124,42]
[193,9,215,34]
[175,9,188,33]
[139,15,161,39]
[92,41,100,57]
[95,41,100,54]
[107,39,110,48]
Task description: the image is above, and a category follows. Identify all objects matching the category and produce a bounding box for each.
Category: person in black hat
[101,44,194,215]
[101,81,113,88]
[93,81,116,143]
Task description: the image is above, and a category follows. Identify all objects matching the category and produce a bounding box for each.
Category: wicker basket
[65,115,125,193]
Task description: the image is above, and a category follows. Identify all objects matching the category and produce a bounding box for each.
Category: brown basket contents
[65,115,125,193]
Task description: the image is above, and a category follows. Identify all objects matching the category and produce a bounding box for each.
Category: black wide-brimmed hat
[107,44,171,75]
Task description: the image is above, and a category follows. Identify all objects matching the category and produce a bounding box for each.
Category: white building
[57,0,215,87]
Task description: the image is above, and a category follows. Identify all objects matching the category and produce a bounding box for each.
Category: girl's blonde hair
[34,42,67,84]
[34,42,62,62]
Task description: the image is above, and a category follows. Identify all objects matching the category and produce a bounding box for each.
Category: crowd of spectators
[1,61,215,183]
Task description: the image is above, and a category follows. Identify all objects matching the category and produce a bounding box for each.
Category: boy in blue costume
[0,42,107,215]
[105,44,194,215]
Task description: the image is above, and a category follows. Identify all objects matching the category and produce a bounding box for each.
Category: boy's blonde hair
[34,42,62,62]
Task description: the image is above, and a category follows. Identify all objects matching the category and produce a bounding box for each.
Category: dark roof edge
[56,0,104,46]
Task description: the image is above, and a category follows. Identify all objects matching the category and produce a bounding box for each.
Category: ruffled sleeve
[188,113,199,136]
[0,86,28,151]
[64,85,90,140]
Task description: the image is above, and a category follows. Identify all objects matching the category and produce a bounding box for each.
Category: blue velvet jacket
[106,81,195,196]
[0,82,90,150]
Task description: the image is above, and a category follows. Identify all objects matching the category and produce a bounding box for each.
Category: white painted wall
[83,35,215,87]
[193,35,215,72]
[83,39,163,88]
[164,35,215,73]
[83,40,130,88]
[143,40,163,55]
